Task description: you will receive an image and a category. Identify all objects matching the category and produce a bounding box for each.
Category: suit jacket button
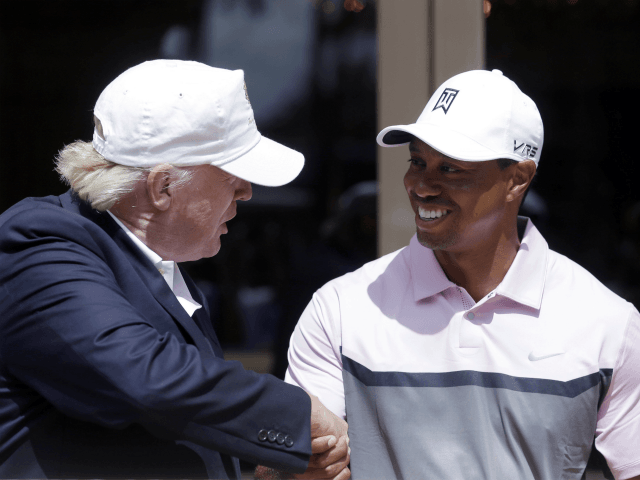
[258,429,268,442]
[276,433,285,445]
[284,435,294,448]
[267,430,277,442]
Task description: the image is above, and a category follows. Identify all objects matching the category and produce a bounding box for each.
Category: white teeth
[418,207,449,220]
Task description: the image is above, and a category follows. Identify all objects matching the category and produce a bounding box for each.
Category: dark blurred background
[0,0,379,378]
[486,0,640,311]
[485,4,640,475]
[1,2,639,475]
[3,0,640,363]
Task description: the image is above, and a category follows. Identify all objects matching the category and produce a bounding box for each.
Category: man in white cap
[284,69,640,479]
[0,60,349,480]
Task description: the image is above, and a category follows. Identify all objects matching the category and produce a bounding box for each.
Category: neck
[109,194,176,261]
[434,223,520,303]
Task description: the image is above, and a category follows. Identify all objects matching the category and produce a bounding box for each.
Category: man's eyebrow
[409,143,420,153]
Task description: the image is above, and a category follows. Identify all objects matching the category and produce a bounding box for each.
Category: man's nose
[236,178,252,201]
[412,173,441,198]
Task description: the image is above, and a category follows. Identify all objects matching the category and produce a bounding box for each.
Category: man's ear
[146,164,175,212]
[506,160,536,204]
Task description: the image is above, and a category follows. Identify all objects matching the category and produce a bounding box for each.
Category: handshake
[255,393,351,480]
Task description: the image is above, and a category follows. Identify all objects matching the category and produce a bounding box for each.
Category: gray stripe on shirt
[343,355,607,480]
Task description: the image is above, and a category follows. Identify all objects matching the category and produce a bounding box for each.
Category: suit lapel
[59,191,217,357]
[182,272,225,358]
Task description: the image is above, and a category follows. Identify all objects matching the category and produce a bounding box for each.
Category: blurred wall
[377,0,485,256]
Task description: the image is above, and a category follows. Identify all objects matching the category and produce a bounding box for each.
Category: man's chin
[179,240,221,262]
[416,230,458,251]
[203,241,222,259]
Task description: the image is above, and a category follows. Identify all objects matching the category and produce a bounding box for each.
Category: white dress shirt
[107,211,201,316]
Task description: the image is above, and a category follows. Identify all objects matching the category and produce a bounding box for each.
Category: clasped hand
[254,394,350,480]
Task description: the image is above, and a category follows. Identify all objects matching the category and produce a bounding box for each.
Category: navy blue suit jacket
[0,191,312,479]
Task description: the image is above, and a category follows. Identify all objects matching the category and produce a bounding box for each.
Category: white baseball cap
[92,60,304,187]
[377,69,544,165]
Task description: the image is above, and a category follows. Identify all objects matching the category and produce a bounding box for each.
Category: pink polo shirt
[286,218,640,480]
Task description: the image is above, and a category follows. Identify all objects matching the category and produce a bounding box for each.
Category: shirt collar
[409,234,456,301]
[408,217,548,310]
[495,217,548,310]
[106,211,162,265]
[106,211,202,316]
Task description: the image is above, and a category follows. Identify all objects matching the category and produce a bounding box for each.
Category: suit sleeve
[285,285,346,420]
[0,206,312,473]
[595,307,640,480]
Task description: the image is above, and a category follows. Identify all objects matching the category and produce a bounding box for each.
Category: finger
[308,435,349,469]
[332,417,348,439]
[294,453,350,480]
[311,434,337,453]
[335,466,351,480]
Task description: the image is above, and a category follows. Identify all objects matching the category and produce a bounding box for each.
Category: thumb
[309,393,347,438]
[311,434,337,454]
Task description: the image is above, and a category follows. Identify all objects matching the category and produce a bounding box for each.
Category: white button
[467,312,475,320]
[492,69,503,75]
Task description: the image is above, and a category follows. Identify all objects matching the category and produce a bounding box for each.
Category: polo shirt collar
[409,234,456,301]
[495,217,548,310]
[408,217,548,310]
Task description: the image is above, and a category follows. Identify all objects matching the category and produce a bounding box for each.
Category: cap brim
[216,135,304,187]
[377,123,517,162]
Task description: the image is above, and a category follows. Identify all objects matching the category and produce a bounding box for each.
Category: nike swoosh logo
[528,351,565,362]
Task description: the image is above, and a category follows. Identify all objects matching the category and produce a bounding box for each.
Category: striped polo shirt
[285,218,640,480]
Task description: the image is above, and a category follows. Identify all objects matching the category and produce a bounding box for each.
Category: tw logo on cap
[514,140,538,159]
[432,88,459,114]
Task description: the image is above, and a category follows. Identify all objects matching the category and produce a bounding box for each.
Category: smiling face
[168,165,252,261]
[404,139,516,253]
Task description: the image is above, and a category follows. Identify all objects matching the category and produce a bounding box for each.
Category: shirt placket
[457,286,483,349]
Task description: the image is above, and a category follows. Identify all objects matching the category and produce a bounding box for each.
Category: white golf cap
[92,60,304,186]
[377,69,544,165]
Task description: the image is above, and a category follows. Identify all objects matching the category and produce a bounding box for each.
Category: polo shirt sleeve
[595,306,640,480]
[285,285,346,419]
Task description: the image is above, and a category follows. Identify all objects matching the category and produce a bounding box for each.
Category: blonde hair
[55,141,192,211]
